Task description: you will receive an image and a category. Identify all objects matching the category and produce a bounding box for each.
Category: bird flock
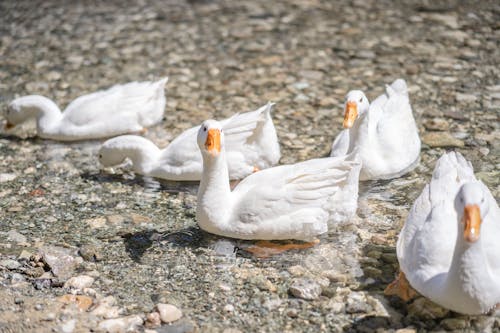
[3,77,499,316]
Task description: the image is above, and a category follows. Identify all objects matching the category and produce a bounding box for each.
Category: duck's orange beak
[343,101,358,128]
[463,204,481,243]
[205,128,221,155]
[5,121,15,130]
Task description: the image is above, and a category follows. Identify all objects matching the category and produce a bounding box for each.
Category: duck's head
[455,182,490,244]
[98,143,125,167]
[3,99,27,130]
[197,119,224,158]
[342,90,370,128]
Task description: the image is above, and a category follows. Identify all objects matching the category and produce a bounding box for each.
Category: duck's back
[58,79,166,139]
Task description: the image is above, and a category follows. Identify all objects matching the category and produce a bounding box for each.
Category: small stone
[287,265,307,277]
[345,292,370,313]
[79,244,103,262]
[11,273,26,283]
[0,259,21,270]
[423,118,449,131]
[59,319,76,333]
[19,250,32,260]
[39,246,78,280]
[106,215,126,224]
[157,303,183,323]
[97,315,143,333]
[407,297,449,320]
[440,318,469,330]
[287,308,299,318]
[145,312,161,328]
[85,217,107,229]
[395,329,417,333]
[0,173,17,183]
[422,132,464,148]
[7,230,27,243]
[223,304,234,312]
[130,213,151,224]
[455,92,477,103]
[91,296,121,319]
[64,275,94,289]
[58,295,93,311]
[289,278,322,300]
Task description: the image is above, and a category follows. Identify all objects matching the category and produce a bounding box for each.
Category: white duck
[330,79,421,180]
[386,152,500,315]
[196,119,361,243]
[99,103,280,181]
[3,78,168,141]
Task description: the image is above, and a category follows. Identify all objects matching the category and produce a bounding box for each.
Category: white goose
[196,119,361,242]
[330,79,421,180]
[99,103,280,181]
[3,78,168,141]
[386,152,500,315]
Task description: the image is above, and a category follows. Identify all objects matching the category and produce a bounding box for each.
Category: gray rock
[289,278,322,300]
[39,246,78,280]
[64,275,94,289]
[7,230,27,243]
[1,259,21,270]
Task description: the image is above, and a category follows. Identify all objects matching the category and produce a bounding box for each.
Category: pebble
[422,132,465,148]
[223,304,234,312]
[440,317,469,330]
[0,173,17,183]
[345,292,370,314]
[91,296,121,319]
[58,295,93,311]
[407,297,449,320]
[59,319,76,333]
[145,312,161,328]
[79,244,103,262]
[157,303,183,323]
[289,278,322,300]
[7,229,27,243]
[97,315,143,333]
[0,259,21,270]
[455,92,478,103]
[64,275,95,289]
[39,246,79,280]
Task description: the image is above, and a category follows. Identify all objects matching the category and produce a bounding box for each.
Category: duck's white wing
[229,155,360,240]
[330,129,349,157]
[153,126,202,181]
[62,78,167,127]
[157,103,280,181]
[223,102,281,178]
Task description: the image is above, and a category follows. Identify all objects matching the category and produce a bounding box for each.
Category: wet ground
[0,0,499,332]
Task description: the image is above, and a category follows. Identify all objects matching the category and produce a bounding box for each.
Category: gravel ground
[0,0,499,332]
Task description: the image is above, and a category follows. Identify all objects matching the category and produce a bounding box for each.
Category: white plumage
[4,78,168,141]
[396,151,500,314]
[99,102,280,181]
[196,119,361,241]
[330,79,421,180]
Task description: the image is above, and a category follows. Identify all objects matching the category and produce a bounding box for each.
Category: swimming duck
[330,79,420,180]
[385,152,500,315]
[99,102,280,181]
[3,78,168,141]
[196,119,361,242]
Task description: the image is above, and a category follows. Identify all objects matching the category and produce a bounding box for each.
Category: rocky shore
[0,0,499,332]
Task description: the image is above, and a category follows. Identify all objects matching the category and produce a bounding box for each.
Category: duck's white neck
[14,95,63,133]
[197,149,232,233]
[111,138,161,174]
[348,110,370,151]
[441,228,493,314]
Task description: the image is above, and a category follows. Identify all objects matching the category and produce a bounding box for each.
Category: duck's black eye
[481,197,485,203]
[99,154,103,159]
[203,127,207,132]
[359,97,363,103]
